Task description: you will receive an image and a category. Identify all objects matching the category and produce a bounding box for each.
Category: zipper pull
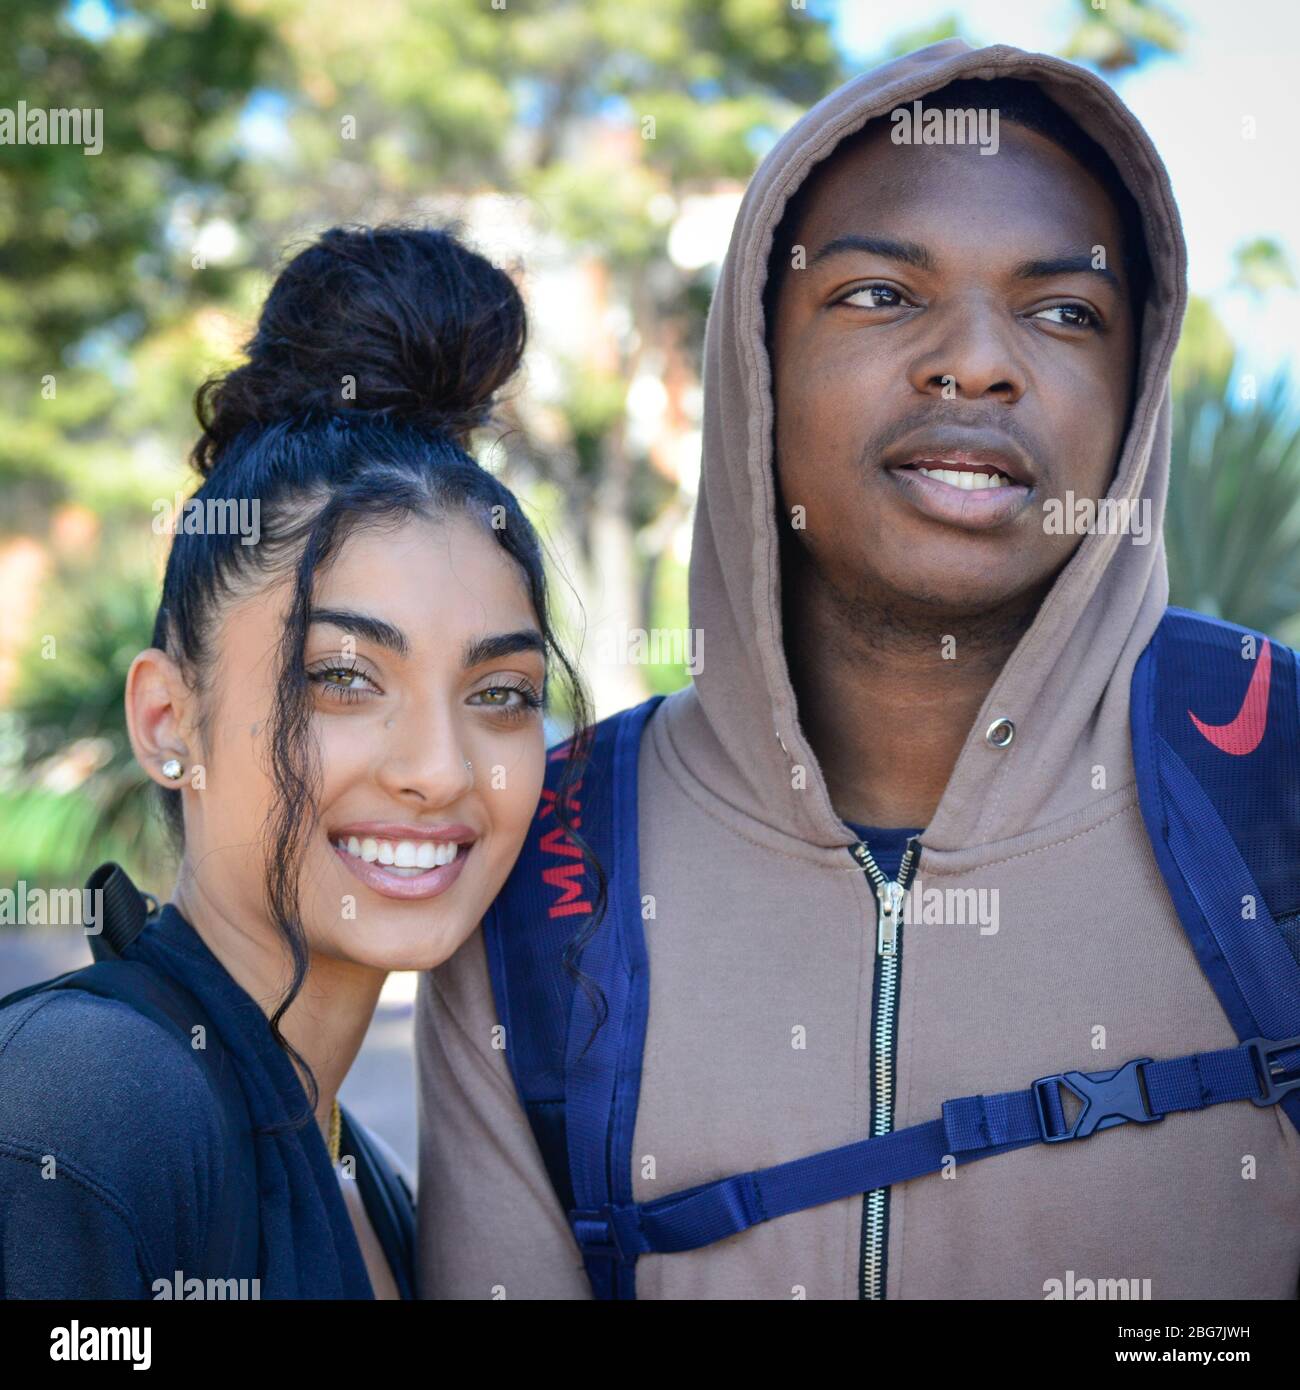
[875,880,905,957]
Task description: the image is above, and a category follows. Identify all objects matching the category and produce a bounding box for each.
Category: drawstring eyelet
[985,717,1015,749]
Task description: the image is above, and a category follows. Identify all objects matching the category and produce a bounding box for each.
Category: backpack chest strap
[568,1038,1300,1263]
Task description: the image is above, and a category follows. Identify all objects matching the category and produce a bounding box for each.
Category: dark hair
[154,223,601,1122]
[765,76,1152,340]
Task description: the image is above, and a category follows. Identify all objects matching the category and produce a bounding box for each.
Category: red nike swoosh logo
[1188,638,1271,755]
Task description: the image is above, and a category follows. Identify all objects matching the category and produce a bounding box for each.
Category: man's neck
[783,555,1042,828]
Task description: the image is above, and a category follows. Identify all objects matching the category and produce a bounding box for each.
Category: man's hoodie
[415,39,1300,1299]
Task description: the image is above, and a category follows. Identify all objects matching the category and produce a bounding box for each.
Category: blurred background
[2,0,1298,1167]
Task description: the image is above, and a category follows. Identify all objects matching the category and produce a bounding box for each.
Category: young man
[415,40,1300,1298]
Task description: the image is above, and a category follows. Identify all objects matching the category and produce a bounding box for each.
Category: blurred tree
[1231,237,1298,298]
[1061,0,1186,73]
[255,0,843,711]
[1,0,844,890]
[0,0,273,508]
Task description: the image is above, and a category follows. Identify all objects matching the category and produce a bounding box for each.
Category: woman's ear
[125,648,197,789]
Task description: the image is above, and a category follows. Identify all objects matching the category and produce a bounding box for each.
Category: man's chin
[829,541,1057,629]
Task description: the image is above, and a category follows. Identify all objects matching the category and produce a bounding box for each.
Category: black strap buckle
[1243,1036,1300,1106]
[1032,1057,1162,1142]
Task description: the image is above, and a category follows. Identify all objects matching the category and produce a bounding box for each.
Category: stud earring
[464,759,473,775]
[161,757,185,781]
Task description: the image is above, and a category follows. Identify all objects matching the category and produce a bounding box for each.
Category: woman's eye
[841,283,910,309]
[309,664,378,701]
[1033,303,1099,328]
[470,682,542,718]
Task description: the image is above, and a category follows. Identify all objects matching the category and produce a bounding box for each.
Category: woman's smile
[328,821,480,900]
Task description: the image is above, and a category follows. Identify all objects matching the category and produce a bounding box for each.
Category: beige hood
[678,37,1188,852]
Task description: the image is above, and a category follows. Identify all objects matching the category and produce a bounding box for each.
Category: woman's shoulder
[0,984,233,1295]
[0,985,227,1169]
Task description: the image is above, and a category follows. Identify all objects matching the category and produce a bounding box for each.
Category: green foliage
[1165,365,1300,642]
[0,550,171,896]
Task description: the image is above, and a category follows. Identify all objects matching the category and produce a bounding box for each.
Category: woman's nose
[374,706,474,806]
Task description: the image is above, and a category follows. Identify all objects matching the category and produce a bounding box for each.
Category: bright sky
[829,0,1300,386]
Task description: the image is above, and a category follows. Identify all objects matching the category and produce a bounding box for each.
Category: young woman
[0,224,592,1299]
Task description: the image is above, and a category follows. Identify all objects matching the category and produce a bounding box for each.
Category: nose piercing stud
[161,758,185,780]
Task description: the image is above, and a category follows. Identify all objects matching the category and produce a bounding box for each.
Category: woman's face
[168,510,548,972]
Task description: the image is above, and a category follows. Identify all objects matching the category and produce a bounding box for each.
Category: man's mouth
[328,823,478,900]
[898,458,1015,491]
[883,436,1036,530]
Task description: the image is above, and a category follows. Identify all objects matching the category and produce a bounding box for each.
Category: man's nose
[906,296,1028,404]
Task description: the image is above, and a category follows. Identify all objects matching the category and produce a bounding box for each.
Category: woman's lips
[331,839,472,901]
[887,464,1034,530]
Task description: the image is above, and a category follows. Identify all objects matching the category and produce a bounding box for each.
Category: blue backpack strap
[1131,606,1300,1136]
[483,694,664,1298]
[17,959,261,1279]
[575,1042,1281,1258]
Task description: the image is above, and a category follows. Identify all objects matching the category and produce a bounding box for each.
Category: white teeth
[335,836,462,871]
[915,465,1009,490]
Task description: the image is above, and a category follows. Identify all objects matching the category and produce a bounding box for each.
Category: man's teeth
[915,465,1010,490]
[334,836,460,871]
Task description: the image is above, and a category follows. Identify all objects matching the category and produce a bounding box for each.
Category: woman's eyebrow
[809,234,935,271]
[309,607,409,657]
[462,629,545,669]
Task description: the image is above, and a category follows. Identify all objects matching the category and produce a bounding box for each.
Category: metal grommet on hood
[985,717,1015,749]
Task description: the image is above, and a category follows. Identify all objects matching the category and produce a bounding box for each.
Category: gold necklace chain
[328,1099,341,1165]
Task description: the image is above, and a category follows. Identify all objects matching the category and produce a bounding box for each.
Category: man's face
[770,117,1138,619]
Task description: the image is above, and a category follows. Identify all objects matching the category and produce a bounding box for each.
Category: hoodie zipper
[848,835,919,1300]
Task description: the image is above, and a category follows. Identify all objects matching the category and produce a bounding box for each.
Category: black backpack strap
[85,861,156,962]
[338,1105,416,1299]
[41,959,260,1280]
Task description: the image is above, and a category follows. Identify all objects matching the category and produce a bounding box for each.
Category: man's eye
[1033,303,1099,328]
[841,283,909,309]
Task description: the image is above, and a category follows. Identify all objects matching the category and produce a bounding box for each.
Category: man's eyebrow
[808,234,935,272]
[807,237,1123,295]
[1014,253,1121,292]
[462,629,546,669]
[309,608,409,657]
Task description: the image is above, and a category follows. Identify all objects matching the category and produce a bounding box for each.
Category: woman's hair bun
[191,223,526,476]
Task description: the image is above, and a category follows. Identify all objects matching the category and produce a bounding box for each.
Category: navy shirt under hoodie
[844,823,923,881]
[0,904,413,1299]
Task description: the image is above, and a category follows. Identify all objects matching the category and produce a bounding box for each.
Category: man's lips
[884,433,1035,487]
[881,432,1037,530]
